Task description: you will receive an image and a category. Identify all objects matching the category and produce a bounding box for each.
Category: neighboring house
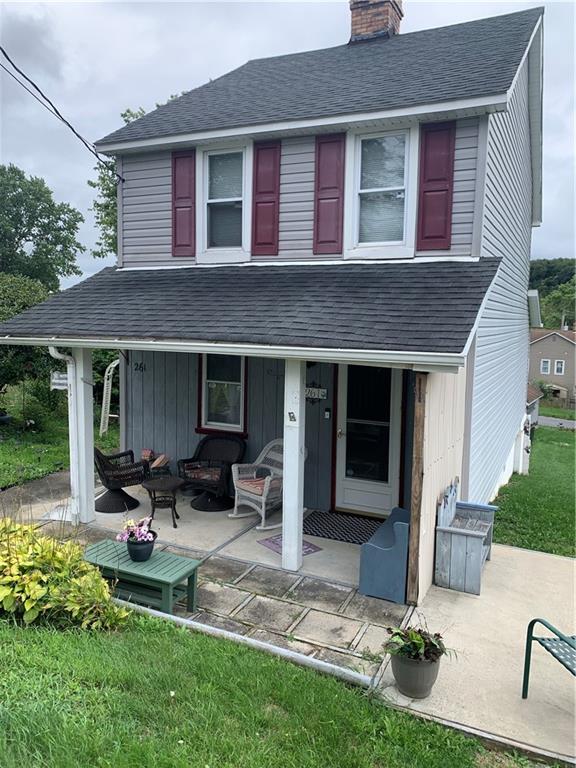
[529,329,576,402]
[0,2,544,605]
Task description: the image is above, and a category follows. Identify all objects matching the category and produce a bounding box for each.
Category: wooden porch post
[282,359,306,571]
[72,348,95,524]
[406,371,427,605]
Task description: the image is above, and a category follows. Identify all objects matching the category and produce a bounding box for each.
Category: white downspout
[49,346,79,523]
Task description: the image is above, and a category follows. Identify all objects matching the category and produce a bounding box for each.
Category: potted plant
[116,517,157,562]
[384,623,449,699]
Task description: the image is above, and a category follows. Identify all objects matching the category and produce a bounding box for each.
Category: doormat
[303,510,383,545]
[257,534,322,556]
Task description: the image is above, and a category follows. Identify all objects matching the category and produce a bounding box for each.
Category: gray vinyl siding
[416,117,481,257]
[467,60,532,503]
[120,152,180,267]
[122,352,334,511]
[275,136,316,260]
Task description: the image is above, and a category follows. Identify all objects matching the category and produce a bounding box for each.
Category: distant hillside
[529,258,575,297]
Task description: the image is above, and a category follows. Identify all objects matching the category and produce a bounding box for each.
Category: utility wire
[0,44,124,182]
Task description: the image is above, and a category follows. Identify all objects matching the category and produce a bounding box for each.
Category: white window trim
[201,354,246,432]
[196,142,253,264]
[343,125,419,260]
[540,359,550,375]
[554,359,565,376]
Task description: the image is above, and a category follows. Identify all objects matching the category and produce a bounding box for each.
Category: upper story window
[201,354,245,433]
[358,133,407,244]
[540,359,550,375]
[555,360,565,375]
[207,151,243,248]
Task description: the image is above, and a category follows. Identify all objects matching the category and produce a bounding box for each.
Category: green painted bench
[85,540,201,614]
[522,618,576,699]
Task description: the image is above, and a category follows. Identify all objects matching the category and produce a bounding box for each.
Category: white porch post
[72,348,95,524]
[282,358,306,571]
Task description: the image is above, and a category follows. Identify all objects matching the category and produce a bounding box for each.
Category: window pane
[207,382,241,426]
[347,366,391,423]
[209,152,242,199]
[359,191,404,243]
[206,355,241,383]
[346,423,389,483]
[208,202,242,247]
[361,135,405,190]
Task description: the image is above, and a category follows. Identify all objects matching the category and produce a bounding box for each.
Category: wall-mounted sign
[50,371,68,391]
[305,387,327,401]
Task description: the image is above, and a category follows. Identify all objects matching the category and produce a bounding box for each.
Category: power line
[0,44,124,182]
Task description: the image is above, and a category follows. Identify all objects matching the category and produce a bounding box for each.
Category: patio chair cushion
[236,476,282,497]
[186,466,222,482]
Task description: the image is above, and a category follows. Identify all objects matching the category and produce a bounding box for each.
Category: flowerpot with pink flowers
[116,517,157,562]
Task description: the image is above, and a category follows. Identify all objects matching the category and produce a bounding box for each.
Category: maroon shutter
[416,122,456,251]
[172,150,196,257]
[251,141,281,256]
[313,134,345,255]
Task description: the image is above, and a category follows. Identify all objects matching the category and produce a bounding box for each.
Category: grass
[0,415,119,490]
[539,402,575,420]
[493,427,575,557]
[0,615,537,768]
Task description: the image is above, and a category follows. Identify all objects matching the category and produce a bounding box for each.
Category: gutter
[0,335,465,373]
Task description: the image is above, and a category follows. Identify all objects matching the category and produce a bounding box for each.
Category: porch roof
[0,260,499,366]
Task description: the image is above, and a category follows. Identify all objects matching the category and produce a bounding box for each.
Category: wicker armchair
[94,448,150,513]
[229,439,284,530]
[177,434,246,512]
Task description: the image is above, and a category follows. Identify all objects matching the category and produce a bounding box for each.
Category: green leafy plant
[0,518,129,630]
[384,624,448,662]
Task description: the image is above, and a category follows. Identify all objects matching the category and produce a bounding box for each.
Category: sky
[0,0,574,289]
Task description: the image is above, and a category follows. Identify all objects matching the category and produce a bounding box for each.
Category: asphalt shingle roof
[96,8,543,148]
[0,261,499,354]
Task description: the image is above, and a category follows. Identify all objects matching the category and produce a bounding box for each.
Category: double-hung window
[207,151,244,249]
[201,355,245,432]
[358,133,407,244]
[540,359,550,375]
[555,360,565,375]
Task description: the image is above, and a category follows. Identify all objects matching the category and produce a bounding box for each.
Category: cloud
[0,0,573,289]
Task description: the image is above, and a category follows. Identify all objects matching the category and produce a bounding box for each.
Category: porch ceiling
[0,260,499,367]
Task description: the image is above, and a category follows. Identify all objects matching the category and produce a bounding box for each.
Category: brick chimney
[350,0,403,42]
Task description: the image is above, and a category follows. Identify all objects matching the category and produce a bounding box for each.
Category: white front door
[335,365,401,516]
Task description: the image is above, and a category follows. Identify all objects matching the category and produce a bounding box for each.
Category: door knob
[337,429,345,439]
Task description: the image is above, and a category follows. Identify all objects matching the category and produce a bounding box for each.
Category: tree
[88,98,182,260]
[529,258,575,297]
[540,276,576,329]
[0,273,50,389]
[0,164,84,291]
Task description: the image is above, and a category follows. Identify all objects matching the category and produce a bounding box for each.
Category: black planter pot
[390,655,441,699]
[126,531,157,562]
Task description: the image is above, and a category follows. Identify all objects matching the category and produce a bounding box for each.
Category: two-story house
[0,2,544,604]
[529,328,576,403]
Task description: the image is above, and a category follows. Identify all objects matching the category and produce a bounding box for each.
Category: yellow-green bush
[0,519,129,630]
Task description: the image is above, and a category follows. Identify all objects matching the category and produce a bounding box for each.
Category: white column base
[282,359,306,572]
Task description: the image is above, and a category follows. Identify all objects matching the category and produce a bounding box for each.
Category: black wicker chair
[177,434,246,512]
[94,448,150,513]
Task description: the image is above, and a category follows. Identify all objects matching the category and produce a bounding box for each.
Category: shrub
[0,519,129,630]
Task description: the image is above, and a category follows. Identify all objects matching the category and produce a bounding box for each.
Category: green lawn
[494,427,575,557]
[0,417,119,490]
[0,616,536,768]
[539,403,576,420]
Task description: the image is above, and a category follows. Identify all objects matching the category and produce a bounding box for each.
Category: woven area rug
[257,534,322,556]
[303,510,383,545]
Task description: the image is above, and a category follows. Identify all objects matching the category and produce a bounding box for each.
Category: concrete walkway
[380,544,575,761]
[539,415,576,430]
